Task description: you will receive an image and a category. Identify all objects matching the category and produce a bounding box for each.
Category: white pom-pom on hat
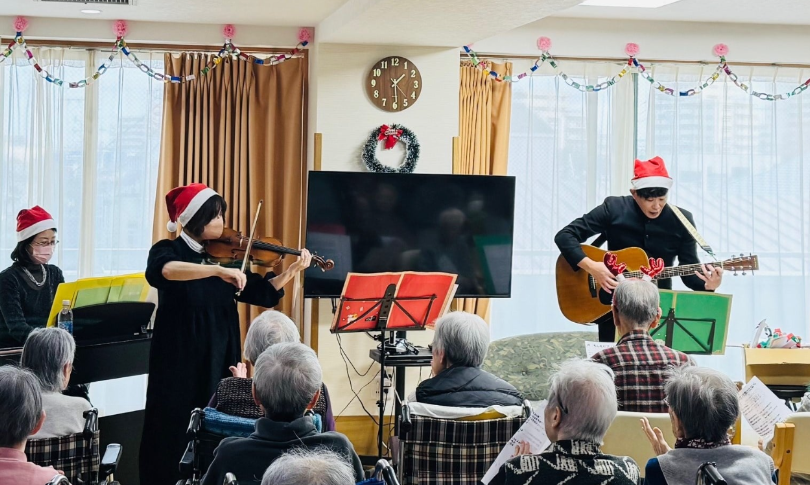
[167,220,178,232]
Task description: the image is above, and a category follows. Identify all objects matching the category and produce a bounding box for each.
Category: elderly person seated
[491,359,641,484]
[201,342,363,485]
[210,310,334,431]
[21,327,91,438]
[414,311,523,407]
[642,366,775,484]
[261,448,356,485]
[591,279,693,413]
[0,366,63,484]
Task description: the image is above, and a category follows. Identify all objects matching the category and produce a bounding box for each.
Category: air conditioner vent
[38,0,132,5]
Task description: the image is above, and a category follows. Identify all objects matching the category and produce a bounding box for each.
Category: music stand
[331,272,457,458]
[649,290,732,355]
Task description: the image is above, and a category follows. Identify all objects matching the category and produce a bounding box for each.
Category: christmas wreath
[362,124,420,173]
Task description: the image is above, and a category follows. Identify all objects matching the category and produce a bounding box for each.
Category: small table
[369,347,433,458]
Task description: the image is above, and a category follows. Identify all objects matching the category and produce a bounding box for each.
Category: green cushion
[482,331,599,401]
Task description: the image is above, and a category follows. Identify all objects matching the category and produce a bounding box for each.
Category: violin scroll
[311,254,335,272]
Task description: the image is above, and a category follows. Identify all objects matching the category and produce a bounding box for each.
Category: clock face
[365,56,422,112]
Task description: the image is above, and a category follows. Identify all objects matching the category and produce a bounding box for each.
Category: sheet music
[585,341,615,358]
[482,402,551,484]
[739,376,792,442]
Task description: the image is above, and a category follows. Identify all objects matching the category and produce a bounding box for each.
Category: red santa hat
[17,206,57,242]
[165,183,219,232]
[631,156,673,190]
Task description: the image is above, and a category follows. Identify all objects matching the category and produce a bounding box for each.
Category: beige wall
[309,42,459,418]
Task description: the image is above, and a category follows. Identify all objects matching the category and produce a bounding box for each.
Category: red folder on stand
[330,272,458,333]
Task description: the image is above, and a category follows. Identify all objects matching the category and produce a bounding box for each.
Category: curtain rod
[467,52,810,69]
[0,37,300,55]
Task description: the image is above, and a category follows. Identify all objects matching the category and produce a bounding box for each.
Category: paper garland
[463,42,810,102]
[2,18,309,88]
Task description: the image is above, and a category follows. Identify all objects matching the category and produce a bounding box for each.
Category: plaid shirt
[592,330,694,413]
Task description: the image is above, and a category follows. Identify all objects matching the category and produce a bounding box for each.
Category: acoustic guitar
[555,245,759,324]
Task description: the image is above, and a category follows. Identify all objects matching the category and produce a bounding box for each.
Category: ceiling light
[580,0,681,7]
[81,9,102,14]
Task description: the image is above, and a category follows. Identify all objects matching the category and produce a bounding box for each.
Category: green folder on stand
[649,289,732,355]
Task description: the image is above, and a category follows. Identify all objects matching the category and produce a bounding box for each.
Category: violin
[204,227,334,271]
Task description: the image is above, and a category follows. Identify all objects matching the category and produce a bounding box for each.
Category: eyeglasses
[31,240,59,247]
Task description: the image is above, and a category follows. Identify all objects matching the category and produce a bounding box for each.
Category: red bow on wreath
[378,124,403,150]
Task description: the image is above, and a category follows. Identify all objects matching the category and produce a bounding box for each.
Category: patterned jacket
[490,440,642,485]
[592,330,694,413]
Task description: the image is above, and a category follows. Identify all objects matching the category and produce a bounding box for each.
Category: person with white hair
[201,342,363,485]
[414,311,523,407]
[0,366,64,484]
[261,448,355,485]
[591,278,693,413]
[491,359,642,485]
[208,310,335,430]
[642,366,775,485]
[21,327,92,438]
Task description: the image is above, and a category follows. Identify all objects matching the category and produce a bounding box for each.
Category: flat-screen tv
[303,171,515,298]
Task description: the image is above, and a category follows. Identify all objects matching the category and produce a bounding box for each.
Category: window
[498,61,810,381]
[0,47,164,280]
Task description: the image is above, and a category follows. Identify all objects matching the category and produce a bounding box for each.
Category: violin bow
[236,199,263,296]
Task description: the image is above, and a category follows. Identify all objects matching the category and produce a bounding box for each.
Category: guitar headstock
[723,254,759,275]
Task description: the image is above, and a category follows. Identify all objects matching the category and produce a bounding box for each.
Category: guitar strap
[668,204,715,259]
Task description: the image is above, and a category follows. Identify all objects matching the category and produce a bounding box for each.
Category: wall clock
[365,56,422,112]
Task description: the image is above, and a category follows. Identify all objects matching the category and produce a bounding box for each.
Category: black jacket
[201,416,364,485]
[554,195,706,291]
[415,366,524,407]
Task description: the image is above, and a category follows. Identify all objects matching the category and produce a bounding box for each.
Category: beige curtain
[153,52,308,348]
[453,61,512,320]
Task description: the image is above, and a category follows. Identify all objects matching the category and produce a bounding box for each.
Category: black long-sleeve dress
[139,238,284,485]
[0,263,64,348]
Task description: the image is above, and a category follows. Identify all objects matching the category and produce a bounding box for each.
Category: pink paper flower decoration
[14,16,29,33]
[222,24,236,39]
[537,36,552,52]
[298,27,312,43]
[625,42,640,57]
[713,43,729,57]
[113,19,129,38]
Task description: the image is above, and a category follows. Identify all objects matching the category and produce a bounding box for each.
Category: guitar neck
[624,261,722,280]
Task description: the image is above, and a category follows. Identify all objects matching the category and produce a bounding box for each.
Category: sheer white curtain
[638,64,810,380]
[0,48,87,279]
[492,62,636,340]
[0,48,163,280]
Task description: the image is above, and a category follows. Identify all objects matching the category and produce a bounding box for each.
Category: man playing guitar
[554,156,723,342]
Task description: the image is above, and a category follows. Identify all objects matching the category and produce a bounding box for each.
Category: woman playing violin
[139,183,311,485]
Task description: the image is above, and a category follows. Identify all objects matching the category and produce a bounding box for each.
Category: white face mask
[29,244,54,264]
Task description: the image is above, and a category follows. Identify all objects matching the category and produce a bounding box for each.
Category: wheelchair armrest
[83,408,99,437]
[223,472,239,485]
[399,403,411,436]
[99,443,122,479]
[186,408,203,438]
[374,459,399,485]
[179,440,195,476]
[48,475,71,485]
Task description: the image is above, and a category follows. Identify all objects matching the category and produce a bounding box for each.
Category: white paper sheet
[585,341,615,358]
[739,376,792,442]
[482,402,551,484]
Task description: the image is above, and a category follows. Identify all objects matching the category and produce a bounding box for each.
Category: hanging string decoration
[4,17,310,88]
[362,124,420,174]
[462,37,810,101]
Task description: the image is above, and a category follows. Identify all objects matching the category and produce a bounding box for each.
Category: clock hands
[391,74,408,103]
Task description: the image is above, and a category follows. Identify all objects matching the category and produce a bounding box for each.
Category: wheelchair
[27,408,122,485]
[697,462,726,485]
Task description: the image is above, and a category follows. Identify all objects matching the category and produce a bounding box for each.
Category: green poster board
[649,290,732,355]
